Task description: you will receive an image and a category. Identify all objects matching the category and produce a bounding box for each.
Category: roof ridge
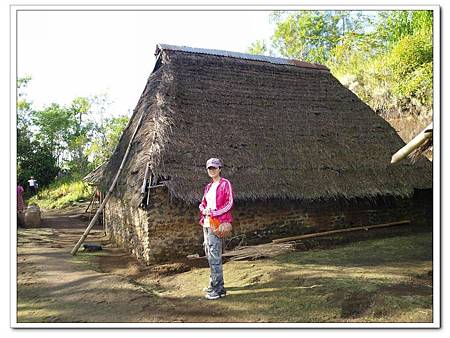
[155,43,329,71]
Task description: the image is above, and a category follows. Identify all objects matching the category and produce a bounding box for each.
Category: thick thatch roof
[90,44,432,206]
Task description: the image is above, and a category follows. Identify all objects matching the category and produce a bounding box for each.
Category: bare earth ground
[16,203,433,324]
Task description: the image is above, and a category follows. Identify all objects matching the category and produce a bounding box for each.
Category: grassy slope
[140,232,433,323]
[27,178,93,210]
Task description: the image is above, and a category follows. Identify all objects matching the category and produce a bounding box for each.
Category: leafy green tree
[17,75,33,131]
[332,10,433,118]
[247,40,270,55]
[375,10,432,48]
[29,96,107,177]
[17,76,59,188]
[31,103,74,166]
[86,115,129,168]
[17,129,58,190]
[16,77,128,189]
[66,97,94,176]
[270,11,371,64]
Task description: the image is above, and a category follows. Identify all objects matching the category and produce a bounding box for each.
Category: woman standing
[199,158,234,300]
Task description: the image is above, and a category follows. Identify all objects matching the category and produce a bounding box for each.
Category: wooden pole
[100,191,106,236]
[141,162,150,196]
[271,220,410,244]
[391,123,433,164]
[84,189,98,213]
[146,173,154,206]
[71,111,146,255]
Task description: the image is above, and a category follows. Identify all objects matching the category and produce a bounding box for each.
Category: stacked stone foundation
[104,188,432,264]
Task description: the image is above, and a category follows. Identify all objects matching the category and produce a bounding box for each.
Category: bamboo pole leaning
[71,111,146,255]
[391,123,433,164]
[84,189,98,213]
[271,220,410,244]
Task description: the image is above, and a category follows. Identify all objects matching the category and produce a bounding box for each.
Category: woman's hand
[204,208,211,216]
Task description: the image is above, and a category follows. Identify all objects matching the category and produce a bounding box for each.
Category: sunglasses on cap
[207,167,219,170]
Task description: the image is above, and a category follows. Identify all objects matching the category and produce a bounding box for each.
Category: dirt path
[16,206,189,323]
[17,204,245,324]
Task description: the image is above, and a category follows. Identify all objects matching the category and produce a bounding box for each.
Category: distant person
[55,169,69,180]
[17,183,25,212]
[27,176,38,196]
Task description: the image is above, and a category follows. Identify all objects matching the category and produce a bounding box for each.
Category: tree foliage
[17,75,33,130]
[375,10,432,47]
[17,129,58,189]
[31,103,74,165]
[334,10,434,118]
[17,76,58,188]
[16,78,129,189]
[247,39,270,56]
[270,11,373,64]
[86,115,129,169]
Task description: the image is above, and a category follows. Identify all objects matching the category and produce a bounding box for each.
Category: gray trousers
[203,227,225,292]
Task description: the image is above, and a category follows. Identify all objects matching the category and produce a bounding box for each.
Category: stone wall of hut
[104,188,203,264]
[233,189,432,246]
[104,197,150,262]
[104,188,432,264]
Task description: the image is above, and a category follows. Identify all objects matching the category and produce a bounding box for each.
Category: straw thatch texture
[95,45,432,206]
[84,162,107,185]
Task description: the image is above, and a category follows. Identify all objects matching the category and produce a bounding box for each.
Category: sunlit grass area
[140,232,433,323]
[28,177,93,210]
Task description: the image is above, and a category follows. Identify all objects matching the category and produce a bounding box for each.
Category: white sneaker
[205,291,221,300]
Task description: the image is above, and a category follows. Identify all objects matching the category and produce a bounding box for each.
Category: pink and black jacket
[199,177,234,225]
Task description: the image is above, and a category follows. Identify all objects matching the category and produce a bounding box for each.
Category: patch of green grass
[28,177,93,210]
[273,232,433,267]
[147,232,433,323]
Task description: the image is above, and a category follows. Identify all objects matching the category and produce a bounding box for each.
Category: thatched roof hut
[89,43,432,207]
[85,44,433,263]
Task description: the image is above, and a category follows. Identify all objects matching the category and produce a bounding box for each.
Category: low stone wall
[233,189,432,246]
[104,188,432,264]
[104,189,203,264]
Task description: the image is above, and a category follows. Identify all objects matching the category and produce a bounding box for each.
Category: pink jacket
[199,177,234,225]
